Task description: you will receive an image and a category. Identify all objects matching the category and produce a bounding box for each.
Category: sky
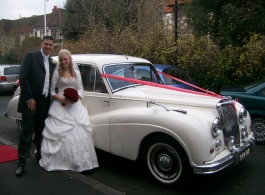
[0,0,65,20]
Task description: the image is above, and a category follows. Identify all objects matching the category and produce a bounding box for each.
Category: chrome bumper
[193,136,255,174]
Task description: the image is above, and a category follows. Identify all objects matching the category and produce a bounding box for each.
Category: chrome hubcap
[157,154,173,172]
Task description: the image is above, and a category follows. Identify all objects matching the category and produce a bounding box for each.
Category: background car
[220,79,265,144]
[0,64,20,94]
[153,64,198,91]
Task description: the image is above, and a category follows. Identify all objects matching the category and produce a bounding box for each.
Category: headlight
[212,118,223,137]
[215,139,222,151]
[227,136,235,151]
[239,107,247,124]
[241,125,248,142]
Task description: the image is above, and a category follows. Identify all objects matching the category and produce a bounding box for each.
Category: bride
[39,49,99,172]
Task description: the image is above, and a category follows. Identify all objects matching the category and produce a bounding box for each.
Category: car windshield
[244,79,265,90]
[103,63,160,91]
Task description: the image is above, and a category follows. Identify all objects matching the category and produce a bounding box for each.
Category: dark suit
[17,50,56,167]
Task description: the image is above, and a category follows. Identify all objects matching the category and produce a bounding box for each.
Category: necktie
[42,56,50,97]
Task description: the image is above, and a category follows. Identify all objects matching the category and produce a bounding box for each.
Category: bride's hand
[60,96,67,104]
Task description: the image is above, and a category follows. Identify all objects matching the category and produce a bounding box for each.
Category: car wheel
[142,135,191,186]
[252,116,265,144]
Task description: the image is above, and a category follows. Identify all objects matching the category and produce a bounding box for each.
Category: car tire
[142,135,191,186]
[251,115,265,144]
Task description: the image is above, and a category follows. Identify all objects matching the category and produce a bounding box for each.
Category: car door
[79,64,114,152]
[242,85,265,113]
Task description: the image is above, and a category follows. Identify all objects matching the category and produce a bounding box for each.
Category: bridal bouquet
[62,88,79,106]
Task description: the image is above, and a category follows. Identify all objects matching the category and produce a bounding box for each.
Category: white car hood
[115,85,222,108]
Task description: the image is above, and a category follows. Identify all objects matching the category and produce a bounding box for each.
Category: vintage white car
[5,54,255,186]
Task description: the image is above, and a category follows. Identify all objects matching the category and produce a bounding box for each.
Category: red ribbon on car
[101,73,223,99]
[157,71,222,98]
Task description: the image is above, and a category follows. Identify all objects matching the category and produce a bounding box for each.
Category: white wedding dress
[39,69,99,172]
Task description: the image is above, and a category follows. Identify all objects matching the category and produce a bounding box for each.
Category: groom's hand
[27,99,36,111]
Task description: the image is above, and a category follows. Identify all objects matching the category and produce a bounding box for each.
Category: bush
[176,34,265,93]
[62,31,265,93]
[2,27,265,94]
[0,49,19,64]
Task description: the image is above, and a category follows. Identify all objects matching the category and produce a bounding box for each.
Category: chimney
[52,6,57,12]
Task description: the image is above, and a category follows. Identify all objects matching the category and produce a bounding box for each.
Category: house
[32,6,64,41]
[0,6,64,55]
[162,0,191,36]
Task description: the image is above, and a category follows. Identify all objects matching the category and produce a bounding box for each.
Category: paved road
[1,93,265,195]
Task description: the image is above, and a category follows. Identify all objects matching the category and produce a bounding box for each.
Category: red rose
[62,88,79,106]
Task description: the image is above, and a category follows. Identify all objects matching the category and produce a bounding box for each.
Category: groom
[16,36,56,177]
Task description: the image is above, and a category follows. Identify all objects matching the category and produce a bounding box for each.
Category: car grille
[217,100,240,148]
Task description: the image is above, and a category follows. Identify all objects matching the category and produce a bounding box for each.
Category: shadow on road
[82,146,264,195]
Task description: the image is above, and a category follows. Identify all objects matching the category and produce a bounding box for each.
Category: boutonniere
[51,59,57,65]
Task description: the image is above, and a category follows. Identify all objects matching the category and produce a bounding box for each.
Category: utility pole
[174,0,178,42]
[44,0,48,36]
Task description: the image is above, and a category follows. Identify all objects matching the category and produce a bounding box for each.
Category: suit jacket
[17,50,56,115]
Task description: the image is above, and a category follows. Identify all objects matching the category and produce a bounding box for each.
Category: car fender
[109,106,218,167]
[6,95,21,122]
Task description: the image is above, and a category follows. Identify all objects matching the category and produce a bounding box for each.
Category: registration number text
[239,148,250,161]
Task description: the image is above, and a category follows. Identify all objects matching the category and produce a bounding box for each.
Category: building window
[51,29,59,39]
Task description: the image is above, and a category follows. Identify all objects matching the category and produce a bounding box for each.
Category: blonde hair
[58,49,76,78]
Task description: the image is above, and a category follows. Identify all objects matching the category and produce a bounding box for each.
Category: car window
[135,69,152,81]
[163,67,191,85]
[112,67,152,81]
[4,66,20,75]
[103,63,160,91]
[244,79,265,90]
[78,64,108,93]
[260,88,265,97]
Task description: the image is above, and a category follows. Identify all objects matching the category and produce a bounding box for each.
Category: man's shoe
[15,167,24,177]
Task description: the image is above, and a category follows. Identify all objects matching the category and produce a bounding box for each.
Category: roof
[163,0,188,14]
[0,16,43,33]
[0,64,20,67]
[153,64,180,70]
[51,54,152,70]
[0,6,64,33]
[33,6,65,28]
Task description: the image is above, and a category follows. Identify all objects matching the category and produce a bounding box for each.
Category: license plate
[239,148,250,161]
